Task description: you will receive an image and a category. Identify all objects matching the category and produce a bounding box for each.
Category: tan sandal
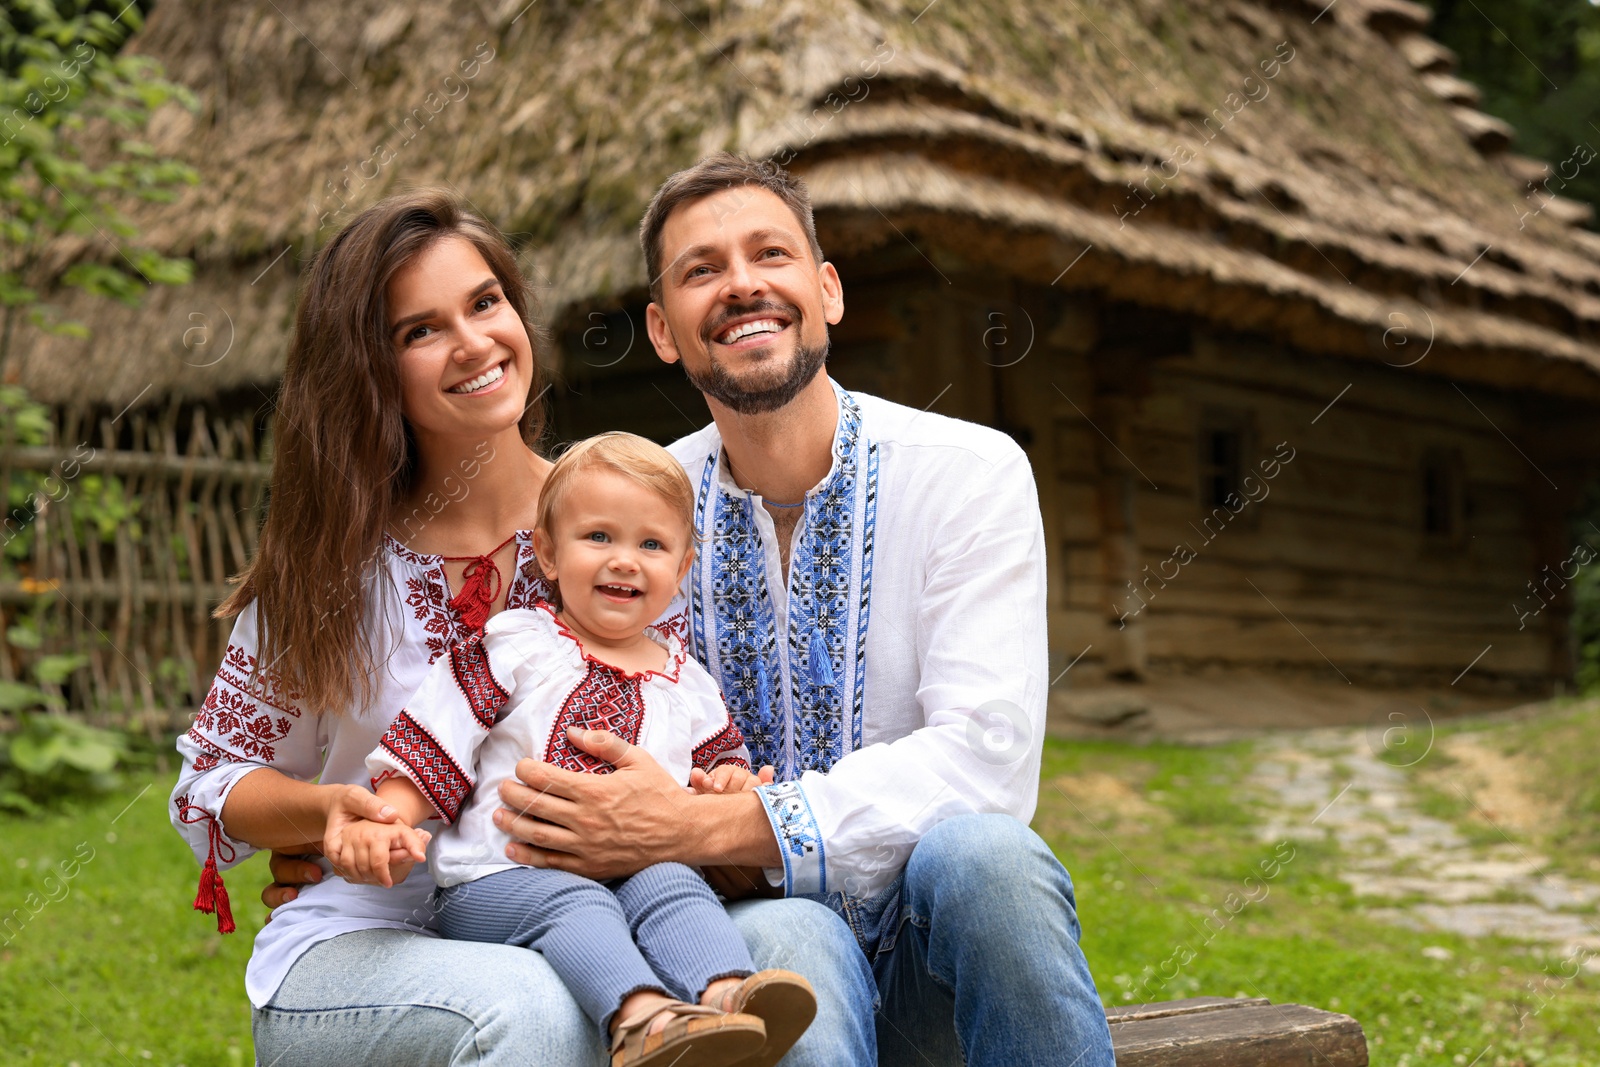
[715,970,818,1067]
[609,1000,766,1067]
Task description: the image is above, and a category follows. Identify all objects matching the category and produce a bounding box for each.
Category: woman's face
[386,235,535,448]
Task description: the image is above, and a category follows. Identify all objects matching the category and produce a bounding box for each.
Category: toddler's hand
[327,818,430,889]
[690,763,776,795]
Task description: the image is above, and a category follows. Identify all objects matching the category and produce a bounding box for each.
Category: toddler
[330,432,815,1067]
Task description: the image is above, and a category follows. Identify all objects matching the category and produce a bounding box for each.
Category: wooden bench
[1108,997,1368,1065]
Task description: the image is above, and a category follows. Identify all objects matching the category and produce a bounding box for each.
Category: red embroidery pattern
[378,711,473,824]
[218,644,303,709]
[187,642,304,766]
[652,608,691,654]
[405,571,468,665]
[543,663,647,774]
[397,533,549,662]
[184,732,233,773]
[693,720,750,773]
[537,600,687,682]
[505,536,554,610]
[450,638,509,730]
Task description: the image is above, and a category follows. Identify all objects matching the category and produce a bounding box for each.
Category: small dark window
[1421,448,1465,540]
[1199,427,1243,509]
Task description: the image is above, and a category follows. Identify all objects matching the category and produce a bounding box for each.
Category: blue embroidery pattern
[758,780,826,894]
[852,442,879,752]
[691,388,878,781]
[693,456,785,768]
[786,398,873,773]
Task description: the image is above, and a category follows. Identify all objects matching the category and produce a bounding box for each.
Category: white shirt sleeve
[754,446,1047,898]
[170,601,327,872]
[679,661,753,774]
[365,634,514,825]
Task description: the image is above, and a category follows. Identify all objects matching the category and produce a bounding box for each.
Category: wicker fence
[0,401,269,731]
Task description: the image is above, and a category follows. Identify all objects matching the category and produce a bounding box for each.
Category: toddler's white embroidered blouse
[366,600,749,888]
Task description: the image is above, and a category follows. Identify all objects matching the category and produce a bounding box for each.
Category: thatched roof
[18,0,1600,406]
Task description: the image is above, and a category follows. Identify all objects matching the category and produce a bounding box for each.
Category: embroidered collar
[386,530,550,662]
[521,597,688,684]
[689,381,879,780]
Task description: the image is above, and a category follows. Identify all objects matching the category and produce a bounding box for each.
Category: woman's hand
[321,783,400,841]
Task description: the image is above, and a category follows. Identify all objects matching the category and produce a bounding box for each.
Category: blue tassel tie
[808,629,836,689]
[757,663,772,714]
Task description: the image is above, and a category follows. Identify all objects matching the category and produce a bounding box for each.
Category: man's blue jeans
[815,812,1116,1067]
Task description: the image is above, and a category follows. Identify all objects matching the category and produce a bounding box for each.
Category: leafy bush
[0,648,133,814]
[0,710,126,814]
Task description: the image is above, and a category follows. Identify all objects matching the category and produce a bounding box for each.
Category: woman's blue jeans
[253,895,873,1066]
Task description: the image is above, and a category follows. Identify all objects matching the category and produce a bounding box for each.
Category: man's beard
[685,302,829,415]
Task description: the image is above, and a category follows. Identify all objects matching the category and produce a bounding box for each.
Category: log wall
[812,258,1575,690]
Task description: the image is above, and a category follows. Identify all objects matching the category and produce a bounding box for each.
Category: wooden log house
[15,0,1600,717]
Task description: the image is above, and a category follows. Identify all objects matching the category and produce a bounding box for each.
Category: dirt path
[1247,728,1600,971]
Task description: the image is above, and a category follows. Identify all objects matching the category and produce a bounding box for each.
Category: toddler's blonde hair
[534,433,696,600]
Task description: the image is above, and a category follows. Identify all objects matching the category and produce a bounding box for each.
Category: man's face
[645,186,844,415]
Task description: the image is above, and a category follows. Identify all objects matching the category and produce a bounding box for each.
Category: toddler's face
[536,470,692,644]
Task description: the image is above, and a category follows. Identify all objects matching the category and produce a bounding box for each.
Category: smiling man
[494,155,1116,1067]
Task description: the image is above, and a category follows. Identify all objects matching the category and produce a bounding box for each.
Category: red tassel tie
[443,534,517,633]
[177,798,237,934]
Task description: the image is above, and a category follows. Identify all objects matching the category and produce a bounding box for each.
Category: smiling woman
[166,191,637,1066]
[217,191,549,719]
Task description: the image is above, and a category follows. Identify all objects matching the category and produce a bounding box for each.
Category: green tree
[1429,0,1600,225]
[0,0,197,370]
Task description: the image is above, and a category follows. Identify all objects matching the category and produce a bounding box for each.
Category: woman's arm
[171,603,361,931]
[221,767,401,851]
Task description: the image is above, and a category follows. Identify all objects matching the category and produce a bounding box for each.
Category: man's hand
[262,848,324,917]
[688,763,782,900]
[496,727,696,880]
[702,862,784,902]
[261,840,428,919]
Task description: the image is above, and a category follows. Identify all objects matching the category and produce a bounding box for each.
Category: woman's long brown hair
[217,190,547,715]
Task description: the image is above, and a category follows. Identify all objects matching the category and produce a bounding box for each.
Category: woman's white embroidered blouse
[169,533,558,1008]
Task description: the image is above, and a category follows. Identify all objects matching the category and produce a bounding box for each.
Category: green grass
[1036,737,1600,1067]
[3,721,1600,1066]
[0,773,269,1066]
[1495,698,1600,865]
